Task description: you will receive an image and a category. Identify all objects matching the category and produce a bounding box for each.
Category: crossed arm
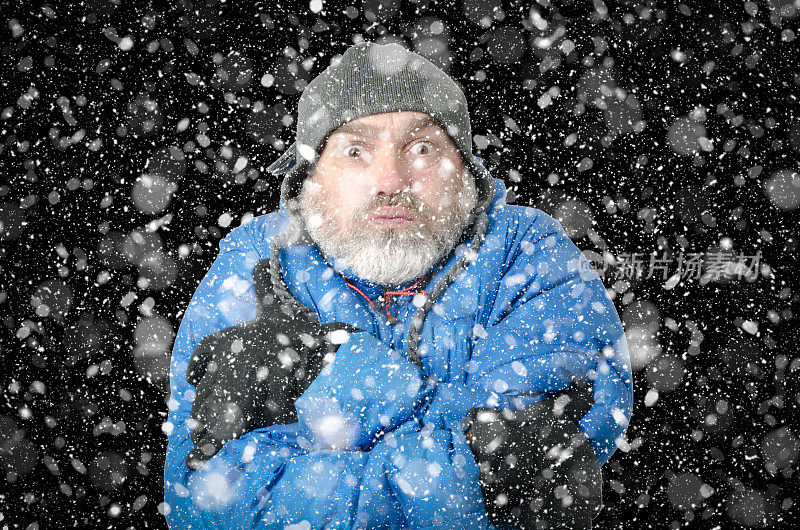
[165,312,488,528]
[163,214,633,528]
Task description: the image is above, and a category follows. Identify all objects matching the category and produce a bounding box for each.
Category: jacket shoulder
[486,203,568,250]
[219,211,288,256]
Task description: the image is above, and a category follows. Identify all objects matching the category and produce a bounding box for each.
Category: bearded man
[164,42,633,529]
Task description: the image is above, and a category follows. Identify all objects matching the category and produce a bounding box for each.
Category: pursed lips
[369,206,415,226]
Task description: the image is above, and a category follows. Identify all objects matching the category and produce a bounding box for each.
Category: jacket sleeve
[465,209,633,465]
[367,428,492,530]
[163,223,368,528]
[163,222,271,527]
[294,331,434,452]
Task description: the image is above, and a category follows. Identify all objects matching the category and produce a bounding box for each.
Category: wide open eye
[337,142,373,165]
[344,145,362,158]
[406,140,441,170]
[409,141,434,156]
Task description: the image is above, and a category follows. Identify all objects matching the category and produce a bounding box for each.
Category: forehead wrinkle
[330,114,442,142]
[399,115,442,138]
[330,120,380,138]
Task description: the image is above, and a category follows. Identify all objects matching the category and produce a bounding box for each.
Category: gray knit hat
[266,41,495,215]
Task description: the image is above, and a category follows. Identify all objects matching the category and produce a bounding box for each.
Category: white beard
[298,173,478,286]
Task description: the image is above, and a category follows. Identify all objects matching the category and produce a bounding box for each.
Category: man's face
[298,110,478,286]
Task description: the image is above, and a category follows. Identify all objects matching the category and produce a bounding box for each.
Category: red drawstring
[343,277,428,320]
[384,277,428,319]
[342,278,378,313]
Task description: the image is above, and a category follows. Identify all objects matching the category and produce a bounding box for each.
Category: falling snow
[0,1,798,529]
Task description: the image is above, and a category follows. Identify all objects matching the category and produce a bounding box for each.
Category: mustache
[356,193,423,214]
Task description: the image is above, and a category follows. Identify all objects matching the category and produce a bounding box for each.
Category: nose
[369,146,409,196]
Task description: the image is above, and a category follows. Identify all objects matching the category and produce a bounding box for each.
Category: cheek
[337,179,370,209]
[319,179,373,227]
[416,173,462,211]
[439,158,457,177]
[316,172,348,205]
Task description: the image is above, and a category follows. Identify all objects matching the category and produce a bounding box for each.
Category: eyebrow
[331,115,440,139]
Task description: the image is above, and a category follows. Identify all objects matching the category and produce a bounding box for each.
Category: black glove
[185,257,360,470]
[465,384,602,530]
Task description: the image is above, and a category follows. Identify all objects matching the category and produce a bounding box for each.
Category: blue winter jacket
[164,178,633,528]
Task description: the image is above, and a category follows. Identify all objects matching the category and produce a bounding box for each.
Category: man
[164,42,633,529]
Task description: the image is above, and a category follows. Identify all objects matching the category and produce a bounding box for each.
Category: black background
[1,0,798,528]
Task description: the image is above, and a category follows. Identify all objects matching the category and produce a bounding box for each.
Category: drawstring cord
[406,212,488,368]
[341,278,378,313]
[384,277,429,320]
[342,276,428,320]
